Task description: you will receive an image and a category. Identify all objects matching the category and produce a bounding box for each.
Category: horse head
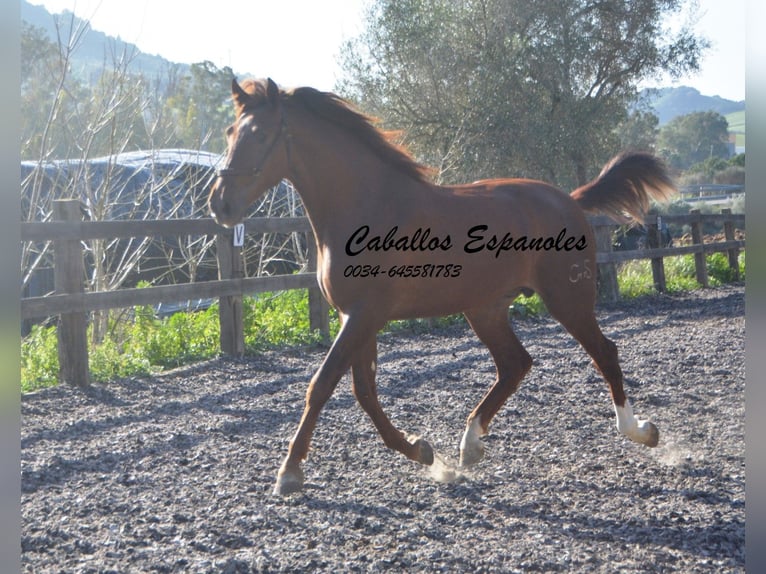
[209,78,290,227]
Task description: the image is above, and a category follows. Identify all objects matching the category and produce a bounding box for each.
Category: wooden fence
[21,199,744,387]
[591,208,744,301]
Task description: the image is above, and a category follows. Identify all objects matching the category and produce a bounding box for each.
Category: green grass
[725,110,745,148]
[242,289,340,351]
[21,324,60,392]
[20,251,744,393]
[618,251,745,298]
[511,292,547,317]
[21,289,338,393]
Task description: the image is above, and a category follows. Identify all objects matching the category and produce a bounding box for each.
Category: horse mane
[284,86,434,184]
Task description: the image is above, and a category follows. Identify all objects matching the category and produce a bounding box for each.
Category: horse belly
[384,268,525,319]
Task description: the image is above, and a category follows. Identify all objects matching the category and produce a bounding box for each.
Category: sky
[32,0,745,101]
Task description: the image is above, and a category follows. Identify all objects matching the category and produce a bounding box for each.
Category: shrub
[21,324,59,392]
[19,254,745,392]
[243,289,340,351]
[707,251,745,284]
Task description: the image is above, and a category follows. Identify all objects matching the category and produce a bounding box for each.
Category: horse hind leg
[542,291,659,448]
[461,305,533,467]
[594,335,659,446]
[351,336,434,466]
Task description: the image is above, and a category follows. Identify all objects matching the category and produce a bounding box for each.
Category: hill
[23,1,745,137]
[643,86,745,125]
[21,0,188,83]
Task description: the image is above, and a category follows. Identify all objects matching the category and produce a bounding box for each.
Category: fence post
[689,209,709,287]
[594,222,619,302]
[217,227,245,357]
[722,208,740,281]
[648,215,666,292]
[307,238,330,340]
[53,199,90,387]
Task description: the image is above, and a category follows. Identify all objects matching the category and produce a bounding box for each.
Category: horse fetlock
[273,464,305,496]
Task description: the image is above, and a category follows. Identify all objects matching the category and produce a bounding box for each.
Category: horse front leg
[274,312,377,495]
[351,336,434,465]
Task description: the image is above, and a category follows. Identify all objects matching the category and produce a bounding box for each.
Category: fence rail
[21,200,744,386]
[588,210,745,301]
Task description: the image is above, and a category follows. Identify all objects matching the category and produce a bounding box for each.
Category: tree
[339,0,706,188]
[21,18,306,345]
[21,20,87,161]
[657,110,731,170]
[160,61,235,151]
[680,153,745,187]
[618,107,661,153]
[21,16,216,343]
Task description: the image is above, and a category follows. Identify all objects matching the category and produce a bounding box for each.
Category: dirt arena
[22,285,745,572]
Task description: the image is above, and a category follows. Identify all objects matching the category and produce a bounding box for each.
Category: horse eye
[250,126,269,142]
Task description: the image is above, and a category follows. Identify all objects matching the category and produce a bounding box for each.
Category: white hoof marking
[615,400,659,447]
[459,417,485,467]
[273,465,304,496]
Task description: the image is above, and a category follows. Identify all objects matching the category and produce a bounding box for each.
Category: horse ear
[231,78,249,112]
[266,78,280,108]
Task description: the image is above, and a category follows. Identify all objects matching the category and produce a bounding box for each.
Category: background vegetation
[22,0,741,186]
[21,249,745,393]
[20,0,745,392]
[338,0,709,188]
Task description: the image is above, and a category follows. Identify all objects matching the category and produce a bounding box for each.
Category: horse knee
[304,375,338,410]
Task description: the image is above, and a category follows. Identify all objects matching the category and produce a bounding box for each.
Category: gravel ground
[21,285,745,573]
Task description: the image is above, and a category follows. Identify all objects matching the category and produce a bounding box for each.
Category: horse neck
[284,111,428,244]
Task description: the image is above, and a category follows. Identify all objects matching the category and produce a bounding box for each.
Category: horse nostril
[209,187,228,221]
[214,201,229,220]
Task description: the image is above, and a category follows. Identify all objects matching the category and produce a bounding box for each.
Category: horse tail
[570,151,676,224]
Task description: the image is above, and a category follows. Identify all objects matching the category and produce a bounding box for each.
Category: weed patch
[21,251,744,392]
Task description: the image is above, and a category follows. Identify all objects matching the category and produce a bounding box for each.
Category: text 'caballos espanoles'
[345,225,587,258]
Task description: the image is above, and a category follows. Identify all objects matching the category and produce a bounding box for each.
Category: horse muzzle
[208,178,241,228]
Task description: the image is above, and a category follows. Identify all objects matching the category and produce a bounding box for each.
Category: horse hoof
[616,403,659,448]
[459,439,484,467]
[273,466,304,496]
[639,420,660,447]
[415,438,434,466]
[459,418,485,467]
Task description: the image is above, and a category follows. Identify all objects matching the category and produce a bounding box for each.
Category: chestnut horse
[209,78,675,495]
